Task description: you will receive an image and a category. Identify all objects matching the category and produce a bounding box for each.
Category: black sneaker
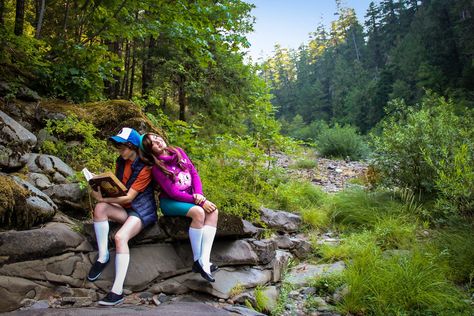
[192,260,215,283]
[192,262,219,273]
[87,259,109,281]
[98,292,124,306]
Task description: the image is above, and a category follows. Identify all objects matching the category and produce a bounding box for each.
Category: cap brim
[109,136,127,144]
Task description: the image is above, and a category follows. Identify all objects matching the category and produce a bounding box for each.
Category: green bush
[316,124,369,160]
[427,143,474,217]
[40,43,120,102]
[40,115,116,176]
[371,92,472,199]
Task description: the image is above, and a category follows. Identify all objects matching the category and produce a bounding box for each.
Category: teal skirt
[159,198,195,216]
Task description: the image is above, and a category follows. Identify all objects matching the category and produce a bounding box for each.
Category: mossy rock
[0,174,28,229]
[39,99,163,137]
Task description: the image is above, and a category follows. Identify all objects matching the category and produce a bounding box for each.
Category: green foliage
[325,189,406,231]
[316,124,369,160]
[431,226,474,284]
[340,247,471,315]
[372,216,416,250]
[253,286,269,313]
[427,143,474,217]
[40,43,120,102]
[308,273,345,297]
[40,115,116,175]
[194,135,286,221]
[371,92,474,219]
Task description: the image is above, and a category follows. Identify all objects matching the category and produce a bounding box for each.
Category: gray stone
[290,237,312,259]
[249,239,276,265]
[187,267,273,299]
[259,207,302,233]
[224,305,267,316]
[23,154,74,180]
[0,222,89,262]
[208,240,259,266]
[271,250,293,282]
[43,183,86,211]
[0,110,37,170]
[274,234,294,249]
[0,276,53,313]
[27,173,52,190]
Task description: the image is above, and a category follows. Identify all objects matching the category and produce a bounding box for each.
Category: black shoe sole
[98,298,124,306]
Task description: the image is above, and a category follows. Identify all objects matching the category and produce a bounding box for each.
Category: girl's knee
[189,206,205,224]
[114,231,129,246]
[93,202,109,218]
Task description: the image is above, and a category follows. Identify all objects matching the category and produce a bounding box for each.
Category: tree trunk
[141,35,155,96]
[35,0,46,39]
[0,0,5,28]
[129,39,136,99]
[62,0,70,40]
[14,0,26,36]
[121,40,130,98]
[177,73,186,121]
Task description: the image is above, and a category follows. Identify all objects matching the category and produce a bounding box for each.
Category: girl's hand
[91,187,103,202]
[202,200,217,213]
[193,193,206,205]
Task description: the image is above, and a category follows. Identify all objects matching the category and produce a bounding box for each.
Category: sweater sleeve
[152,166,195,203]
[178,148,203,195]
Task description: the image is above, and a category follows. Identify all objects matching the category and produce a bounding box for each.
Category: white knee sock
[189,227,203,261]
[94,221,109,263]
[111,253,130,295]
[199,225,216,274]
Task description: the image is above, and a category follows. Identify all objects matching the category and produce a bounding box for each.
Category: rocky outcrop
[0,110,37,170]
[0,100,321,314]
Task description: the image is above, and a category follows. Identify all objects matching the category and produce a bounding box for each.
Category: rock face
[0,110,37,170]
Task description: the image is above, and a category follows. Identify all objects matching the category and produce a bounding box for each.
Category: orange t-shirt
[120,160,152,208]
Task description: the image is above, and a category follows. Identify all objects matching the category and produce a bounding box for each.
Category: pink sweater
[151,147,203,203]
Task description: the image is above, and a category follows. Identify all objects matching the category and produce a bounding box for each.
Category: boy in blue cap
[87,127,157,306]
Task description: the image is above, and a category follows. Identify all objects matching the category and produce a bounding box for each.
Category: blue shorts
[159,198,194,216]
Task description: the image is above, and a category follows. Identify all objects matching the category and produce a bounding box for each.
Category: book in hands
[81,168,127,198]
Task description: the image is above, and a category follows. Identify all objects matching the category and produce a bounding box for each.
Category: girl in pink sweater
[139,133,218,282]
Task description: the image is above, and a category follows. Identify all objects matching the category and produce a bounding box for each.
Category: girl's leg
[186,206,205,261]
[200,209,218,274]
[92,202,129,263]
[110,216,143,295]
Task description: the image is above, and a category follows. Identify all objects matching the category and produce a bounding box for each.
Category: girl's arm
[152,167,195,203]
[178,148,203,195]
[91,187,139,205]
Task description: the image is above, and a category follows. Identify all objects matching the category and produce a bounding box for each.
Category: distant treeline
[261,0,474,133]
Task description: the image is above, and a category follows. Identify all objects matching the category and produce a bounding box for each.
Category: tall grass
[340,247,472,315]
[267,180,329,229]
[325,189,409,231]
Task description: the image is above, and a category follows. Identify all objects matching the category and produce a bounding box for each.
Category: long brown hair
[139,133,187,180]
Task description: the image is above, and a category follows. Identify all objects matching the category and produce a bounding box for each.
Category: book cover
[81,168,127,198]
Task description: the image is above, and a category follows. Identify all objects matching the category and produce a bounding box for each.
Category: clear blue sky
[244,0,377,61]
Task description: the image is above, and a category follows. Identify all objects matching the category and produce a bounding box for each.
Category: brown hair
[139,133,187,181]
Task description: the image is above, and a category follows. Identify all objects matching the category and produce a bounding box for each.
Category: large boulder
[0,110,37,170]
[23,154,75,183]
[259,207,302,233]
[159,213,253,240]
[0,222,91,263]
[0,174,57,230]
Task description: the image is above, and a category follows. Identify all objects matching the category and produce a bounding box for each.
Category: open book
[81,168,127,198]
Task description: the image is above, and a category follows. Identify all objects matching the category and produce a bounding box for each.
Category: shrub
[371,91,472,200]
[40,115,116,175]
[316,124,369,160]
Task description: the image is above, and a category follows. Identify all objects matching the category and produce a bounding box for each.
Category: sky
[244,0,377,61]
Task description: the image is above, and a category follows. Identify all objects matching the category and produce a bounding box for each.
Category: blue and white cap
[109,127,141,147]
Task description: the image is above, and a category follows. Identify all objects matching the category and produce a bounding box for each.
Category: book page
[81,167,93,182]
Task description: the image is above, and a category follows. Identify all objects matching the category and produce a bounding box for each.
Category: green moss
[0,175,29,229]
